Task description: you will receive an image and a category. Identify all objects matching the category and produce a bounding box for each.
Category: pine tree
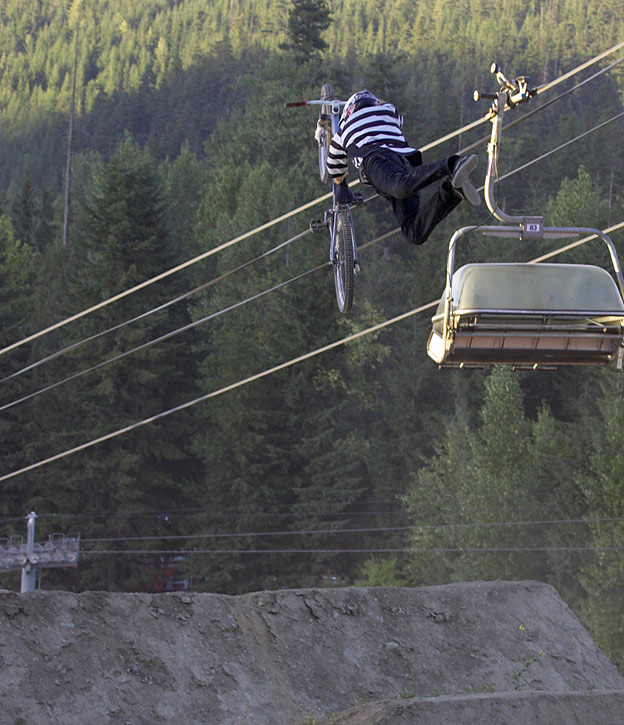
[27,139,203,592]
[403,367,571,585]
[11,172,36,249]
[186,59,398,592]
[0,215,36,519]
[36,187,57,251]
[577,374,624,669]
[280,0,332,63]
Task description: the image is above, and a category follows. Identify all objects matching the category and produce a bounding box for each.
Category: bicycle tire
[333,212,355,313]
[318,83,333,184]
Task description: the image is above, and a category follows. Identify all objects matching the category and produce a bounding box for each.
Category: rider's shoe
[454,179,481,207]
[334,179,355,204]
[451,154,480,206]
[451,154,478,189]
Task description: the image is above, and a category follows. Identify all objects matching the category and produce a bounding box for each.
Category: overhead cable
[0,193,379,387]
[0,300,436,483]
[80,546,624,556]
[1,111,621,414]
[1,192,620,485]
[459,55,624,155]
[7,58,618,388]
[499,111,624,184]
[1,42,622,359]
[531,220,624,263]
[0,228,314,384]
[3,214,621,484]
[0,263,328,413]
[0,195,333,359]
[79,516,624,544]
[419,40,624,153]
[0,491,586,531]
[535,40,624,95]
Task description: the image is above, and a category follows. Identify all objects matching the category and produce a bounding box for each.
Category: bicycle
[285,84,363,313]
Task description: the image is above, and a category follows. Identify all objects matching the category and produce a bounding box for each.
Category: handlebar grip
[284,101,308,108]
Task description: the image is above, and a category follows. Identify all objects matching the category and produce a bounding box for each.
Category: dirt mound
[1,580,622,724]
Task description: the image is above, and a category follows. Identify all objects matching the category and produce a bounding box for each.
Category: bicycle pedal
[352,192,365,206]
[310,218,328,233]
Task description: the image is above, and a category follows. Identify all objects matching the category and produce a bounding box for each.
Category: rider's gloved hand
[314,119,325,144]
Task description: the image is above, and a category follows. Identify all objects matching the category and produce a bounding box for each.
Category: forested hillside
[1,0,624,668]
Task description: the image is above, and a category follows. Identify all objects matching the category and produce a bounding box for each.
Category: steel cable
[1,111,622,415]
[1,43,622,359]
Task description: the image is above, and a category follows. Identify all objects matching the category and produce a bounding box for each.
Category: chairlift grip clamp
[474,64,537,115]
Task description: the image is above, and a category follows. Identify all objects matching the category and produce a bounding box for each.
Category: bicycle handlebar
[283,99,347,109]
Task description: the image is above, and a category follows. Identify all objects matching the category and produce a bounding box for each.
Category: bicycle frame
[285,88,362,312]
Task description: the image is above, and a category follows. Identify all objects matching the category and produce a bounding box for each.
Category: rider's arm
[327,133,349,181]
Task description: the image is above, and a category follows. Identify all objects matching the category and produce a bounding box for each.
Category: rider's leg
[363,150,454,200]
[392,181,461,245]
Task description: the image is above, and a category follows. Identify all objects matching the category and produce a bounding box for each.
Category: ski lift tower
[0,512,80,592]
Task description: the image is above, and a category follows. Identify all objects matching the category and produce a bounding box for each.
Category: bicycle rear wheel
[333,212,355,313]
[318,83,333,184]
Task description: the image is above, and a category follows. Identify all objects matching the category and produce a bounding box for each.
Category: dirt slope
[1,580,623,724]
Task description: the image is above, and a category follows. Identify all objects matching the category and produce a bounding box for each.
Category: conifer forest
[1,0,624,668]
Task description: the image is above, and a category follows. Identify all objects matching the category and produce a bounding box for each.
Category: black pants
[362,149,461,245]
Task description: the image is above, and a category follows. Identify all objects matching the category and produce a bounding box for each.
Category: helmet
[341,90,379,122]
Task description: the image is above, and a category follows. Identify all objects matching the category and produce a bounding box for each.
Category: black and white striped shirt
[327,102,418,179]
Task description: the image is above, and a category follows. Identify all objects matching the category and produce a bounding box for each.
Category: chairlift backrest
[449,262,624,313]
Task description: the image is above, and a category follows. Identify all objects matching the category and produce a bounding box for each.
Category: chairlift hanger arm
[473,63,543,226]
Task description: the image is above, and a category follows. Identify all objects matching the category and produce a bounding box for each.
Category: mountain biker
[323,90,480,245]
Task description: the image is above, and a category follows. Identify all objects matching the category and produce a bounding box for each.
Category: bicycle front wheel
[318,83,333,184]
[333,212,355,314]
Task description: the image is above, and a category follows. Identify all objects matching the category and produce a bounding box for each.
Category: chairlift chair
[427,231,624,370]
[427,67,624,371]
